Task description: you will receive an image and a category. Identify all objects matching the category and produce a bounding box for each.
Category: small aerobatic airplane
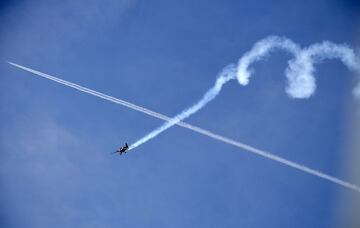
[113,143,129,155]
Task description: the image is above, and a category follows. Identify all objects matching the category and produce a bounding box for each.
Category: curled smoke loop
[285,41,360,98]
[132,36,360,149]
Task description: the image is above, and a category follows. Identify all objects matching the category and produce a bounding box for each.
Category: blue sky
[0,0,359,227]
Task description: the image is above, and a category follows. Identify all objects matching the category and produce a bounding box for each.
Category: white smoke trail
[132,36,360,149]
[7,62,172,123]
[8,60,360,192]
[129,64,237,149]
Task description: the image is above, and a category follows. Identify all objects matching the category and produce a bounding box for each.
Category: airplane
[113,143,129,155]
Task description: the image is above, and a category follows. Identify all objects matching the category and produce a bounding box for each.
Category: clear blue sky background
[0,0,359,227]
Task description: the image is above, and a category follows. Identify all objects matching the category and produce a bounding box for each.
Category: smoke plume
[131,36,360,149]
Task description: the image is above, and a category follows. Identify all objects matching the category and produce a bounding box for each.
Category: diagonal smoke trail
[129,64,237,149]
[7,60,360,192]
[7,62,172,122]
